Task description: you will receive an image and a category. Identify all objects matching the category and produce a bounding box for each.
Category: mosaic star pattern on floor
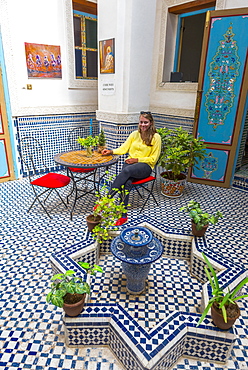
[0,176,248,369]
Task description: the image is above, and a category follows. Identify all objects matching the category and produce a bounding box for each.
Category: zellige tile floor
[0,175,248,370]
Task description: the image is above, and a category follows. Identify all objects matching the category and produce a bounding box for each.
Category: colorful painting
[191,148,229,182]
[25,43,62,78]
[205,25,240,131]
[99,39,115,74]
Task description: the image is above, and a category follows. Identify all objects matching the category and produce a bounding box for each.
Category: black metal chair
[20,137,71,218]
[67,126,98,219]
[131,167,158,211]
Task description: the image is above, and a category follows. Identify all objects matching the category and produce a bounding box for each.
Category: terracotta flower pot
[63,293,86,317]
[211,302,240,330]
[191,221,208,237]
[160,171,187,198]
[86,214,102,232]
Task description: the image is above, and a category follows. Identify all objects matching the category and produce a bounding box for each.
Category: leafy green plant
[197,253,248,326]
[77,135,99,148]
[180,200,223,230]
[46,263,103,308]
[157,127,206,181]
[89,172,129,242]
[98,129,106,147]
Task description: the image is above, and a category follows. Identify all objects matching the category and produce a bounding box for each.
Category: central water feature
[110,226,163,294]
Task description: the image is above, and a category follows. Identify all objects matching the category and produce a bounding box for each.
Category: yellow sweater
[113,131,161,169]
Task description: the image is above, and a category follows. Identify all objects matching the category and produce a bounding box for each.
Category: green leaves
[46,264,103,308]
[77,135,99,148]
[157,127,206,181]
[180,200,223,230]
[197,253,248,326]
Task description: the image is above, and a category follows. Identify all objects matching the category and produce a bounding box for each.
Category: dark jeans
[110,162,152,216]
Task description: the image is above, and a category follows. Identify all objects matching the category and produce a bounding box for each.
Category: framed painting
[24,42,62,78]
[99,38,115,74]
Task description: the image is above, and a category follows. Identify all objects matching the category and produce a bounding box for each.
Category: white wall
[0,0,98,116]
[149,0,248,118]
[98,0,156,115]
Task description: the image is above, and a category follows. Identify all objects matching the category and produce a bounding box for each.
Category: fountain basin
[110,226,163,294]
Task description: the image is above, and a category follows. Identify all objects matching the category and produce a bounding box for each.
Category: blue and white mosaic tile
[0,166,248,369]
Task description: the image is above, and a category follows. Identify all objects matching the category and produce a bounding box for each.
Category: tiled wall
[15,112,194,179]
[15,113,98,176]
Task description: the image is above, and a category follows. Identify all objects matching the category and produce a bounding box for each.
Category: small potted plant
[77,135,99,157]
[197,252,248,329]
[157,127,206,197]
[180,200,223,236]
[46,262,103,317]
[86,172,129,242]
[97,129,106,153]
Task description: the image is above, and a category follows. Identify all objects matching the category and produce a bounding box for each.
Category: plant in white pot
[197,252,248,330]
[157,127,206,197]
[180,200,223,236]
[46,263,103,317]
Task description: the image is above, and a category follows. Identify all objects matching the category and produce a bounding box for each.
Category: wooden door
[189,8,248,187]
[0,66,15,182]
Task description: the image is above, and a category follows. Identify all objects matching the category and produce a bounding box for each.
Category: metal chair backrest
[20,137,49,180]
[68,126,88,150]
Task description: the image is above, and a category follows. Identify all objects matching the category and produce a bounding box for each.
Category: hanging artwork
[24,43,62,78]
[99,39,115,74]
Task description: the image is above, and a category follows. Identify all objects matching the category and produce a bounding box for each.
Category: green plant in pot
[180,200,223,236]
[97,129,106,153]
[77,135,99,157]
[46,262,103,317]
[86,172,129,243]
[157,127,206,197]
[197,252,248,330]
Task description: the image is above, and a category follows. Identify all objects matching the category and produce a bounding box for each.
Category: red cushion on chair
[31,173,71,188]
[132,176,156,185]
[68,167,95,173]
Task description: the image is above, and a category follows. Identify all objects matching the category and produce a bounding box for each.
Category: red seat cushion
[31,173,71,188]
[68,167,95,173]
[132,176,156,185]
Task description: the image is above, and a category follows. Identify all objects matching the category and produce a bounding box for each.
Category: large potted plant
[197,253,248,330]
[77,135,99,157]
[157,127,206,197]
[46,262,103,317]
[180,200,223,236]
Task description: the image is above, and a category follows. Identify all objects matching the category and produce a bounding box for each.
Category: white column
[97,0,157,123]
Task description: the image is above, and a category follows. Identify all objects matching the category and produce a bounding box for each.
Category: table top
[54,150,119,169]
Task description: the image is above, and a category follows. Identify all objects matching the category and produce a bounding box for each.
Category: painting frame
[99,38,115,74]
[24,42,62,79]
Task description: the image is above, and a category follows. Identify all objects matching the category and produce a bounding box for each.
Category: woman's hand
[101,149,113,155]
[125,158,138,164]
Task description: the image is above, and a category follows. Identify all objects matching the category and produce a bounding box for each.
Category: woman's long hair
[138,112,156,146]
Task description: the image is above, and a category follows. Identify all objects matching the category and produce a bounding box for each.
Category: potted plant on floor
[180,200,223,236]
[46,262,103,317]
[197,252,248,329]
[86,172,129,242]
[157,127,206,197]
[77,135,99,157]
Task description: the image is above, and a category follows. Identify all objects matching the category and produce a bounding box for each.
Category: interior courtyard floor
[0,175,248,370]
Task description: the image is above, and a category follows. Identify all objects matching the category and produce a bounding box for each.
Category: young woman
[101,111,161,225]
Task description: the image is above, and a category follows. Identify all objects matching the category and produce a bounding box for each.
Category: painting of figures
[24,43,62,78]
[99,39,115,74]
